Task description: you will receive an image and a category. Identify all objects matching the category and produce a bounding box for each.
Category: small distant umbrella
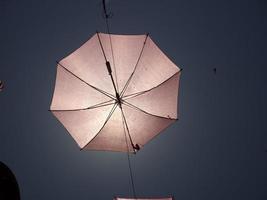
[213,67,217,74]
[50,32,181,153]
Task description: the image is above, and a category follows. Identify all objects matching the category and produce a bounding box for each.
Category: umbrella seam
[49,100,115,112]
[120,34,149,97]
[81,103,118,150]
[57,61,116,100]
[122,69,182,100]
[123,101,178,121]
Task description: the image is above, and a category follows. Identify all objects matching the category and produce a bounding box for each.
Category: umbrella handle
[106,61,112,74]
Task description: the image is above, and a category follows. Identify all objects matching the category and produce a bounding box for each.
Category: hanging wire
[102,0,119,92]
[121,108,137,199]
[126,148,137,199]
[101,1,138,197]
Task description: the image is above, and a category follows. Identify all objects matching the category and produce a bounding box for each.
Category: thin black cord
[102,0,119,92]
[105,17,119,91]
[126,151,137,199]
[102,1,137,198]
[96,32,119,97]
[121,108,137,198]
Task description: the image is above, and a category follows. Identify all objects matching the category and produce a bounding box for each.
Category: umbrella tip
[133,144,140,153]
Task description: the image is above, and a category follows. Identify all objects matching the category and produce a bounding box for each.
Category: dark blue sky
[0,0,267,199]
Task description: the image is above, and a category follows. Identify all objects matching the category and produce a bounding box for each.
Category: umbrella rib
[57,62,116,100]
[49,100,115,112]
[81,103,118,150]
[122,69,182,100]
[120,34,149,97]
[123,101,177,121]
[120,107,136,150]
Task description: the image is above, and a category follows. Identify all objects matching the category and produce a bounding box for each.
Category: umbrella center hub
[115,92,122,106]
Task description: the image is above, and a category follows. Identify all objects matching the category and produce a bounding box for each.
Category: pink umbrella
[113,197,174,200]
[50,32,181,153]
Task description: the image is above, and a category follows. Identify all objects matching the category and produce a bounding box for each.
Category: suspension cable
[102,0,119,92]
[102,1,137,198]
[121,107,137,198]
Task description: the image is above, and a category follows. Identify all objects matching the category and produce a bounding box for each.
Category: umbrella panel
[98,34,147,94]
[84,105,134,152]
[60,34,115,96]
[121,36,179,96]
[51,65,113,110]
[52,104,115,148]
[120,104,176,150]
[125,72,180,119]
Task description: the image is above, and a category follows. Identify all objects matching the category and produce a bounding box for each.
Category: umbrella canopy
[50,32,181,152]
[114,197,174,200]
